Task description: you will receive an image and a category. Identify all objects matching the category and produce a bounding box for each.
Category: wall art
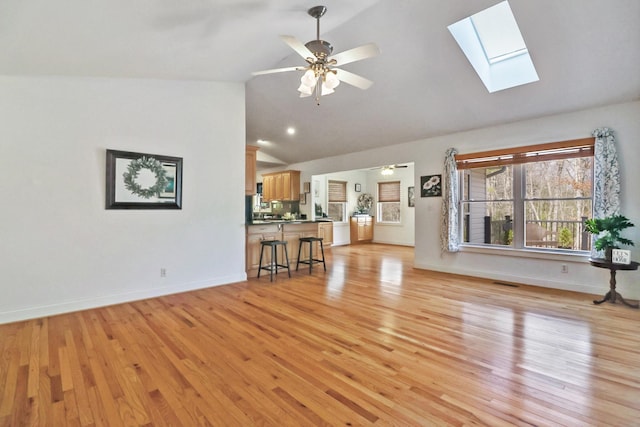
[106,149,183,209]
[420,174,442,197]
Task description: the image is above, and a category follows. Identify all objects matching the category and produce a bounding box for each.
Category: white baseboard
[0,273,246,325]
[414,261,603,296]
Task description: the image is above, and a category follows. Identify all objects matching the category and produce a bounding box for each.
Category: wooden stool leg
[296,240,303,271]
[319,240,326,271]
[271,244,277,281]
[283,243,291,277]
[257,243,265,278]
[308,240,313,274]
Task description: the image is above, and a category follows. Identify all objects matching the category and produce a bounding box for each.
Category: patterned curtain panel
[591,127,621,257]
[440,148,460,253]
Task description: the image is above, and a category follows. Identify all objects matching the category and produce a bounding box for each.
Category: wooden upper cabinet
[263,175,274,201]
[282,172,291,200]
[262,170,300,201]
[245,146,259,195]
[275,174,284,200]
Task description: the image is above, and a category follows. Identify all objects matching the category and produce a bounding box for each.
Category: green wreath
[123,156,168,199]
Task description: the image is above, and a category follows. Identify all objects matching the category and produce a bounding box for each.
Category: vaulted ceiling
[2,1,639,168]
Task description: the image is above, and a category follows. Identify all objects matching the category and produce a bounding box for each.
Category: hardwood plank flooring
[1,244,639,426]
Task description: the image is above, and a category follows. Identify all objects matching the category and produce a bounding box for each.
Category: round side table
[589,258,639,308]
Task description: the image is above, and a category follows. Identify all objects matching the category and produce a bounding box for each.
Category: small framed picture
[408,186,415,207]
[355,183,362,192]
[303,181,311,193]
[421,174,442,197]
[299,193,307,205]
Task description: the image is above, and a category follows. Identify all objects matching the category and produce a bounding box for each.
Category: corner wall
[0,76,246,323]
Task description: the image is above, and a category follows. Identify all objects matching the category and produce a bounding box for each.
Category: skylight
[448,1,539,93]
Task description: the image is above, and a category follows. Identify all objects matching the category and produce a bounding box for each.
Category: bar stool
[257,240,291,282]
[296,237,326,274]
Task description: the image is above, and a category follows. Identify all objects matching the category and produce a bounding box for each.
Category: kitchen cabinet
[318,222,333,246]
[246,222,324,274]
[261,170,300,201]
[263,175,275,201]
[350,215,374,244]
[245,146,259,195]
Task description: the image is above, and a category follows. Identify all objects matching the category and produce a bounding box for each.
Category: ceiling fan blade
[329,43,380,66]
[334,69,374,90]
[280,35,315,61]
[252,66,306,76]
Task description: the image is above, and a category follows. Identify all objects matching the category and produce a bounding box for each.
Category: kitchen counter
[249,219,332,225]
[246,220,333,273]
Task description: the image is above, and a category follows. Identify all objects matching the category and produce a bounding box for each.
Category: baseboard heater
[493,281,519,287]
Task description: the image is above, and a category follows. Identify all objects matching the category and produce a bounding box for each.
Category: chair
[525,223,558,247]
[258,240,291,282]
[296,237,326,274]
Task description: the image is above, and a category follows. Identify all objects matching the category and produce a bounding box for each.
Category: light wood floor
[1,244,639,426]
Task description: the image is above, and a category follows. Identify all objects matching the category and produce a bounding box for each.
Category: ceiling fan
[252,5,380,104]
[371,164,409,175]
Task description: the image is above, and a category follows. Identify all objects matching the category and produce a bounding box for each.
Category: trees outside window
[458,139,594,251]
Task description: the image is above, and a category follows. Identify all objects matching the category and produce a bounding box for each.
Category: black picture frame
[106,149,183,210]
[355,183,362,192]
[408,186,415,207]
[420,174,442,197]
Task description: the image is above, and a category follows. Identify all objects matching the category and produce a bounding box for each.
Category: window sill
[459,244,591,263]
[377,222,402,226]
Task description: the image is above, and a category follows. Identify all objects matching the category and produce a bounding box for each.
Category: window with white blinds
[328,180,347,222]
[377,181,401,223]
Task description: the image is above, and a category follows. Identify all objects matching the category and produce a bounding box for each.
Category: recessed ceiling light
[286,127,296,135]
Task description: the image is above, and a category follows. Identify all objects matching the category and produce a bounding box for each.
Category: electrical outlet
[561,264,568,274]
[160,268,166,278]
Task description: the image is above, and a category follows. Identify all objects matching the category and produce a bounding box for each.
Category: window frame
[456,138,595,253]
[328,180,347,223]
[377,180,401,224]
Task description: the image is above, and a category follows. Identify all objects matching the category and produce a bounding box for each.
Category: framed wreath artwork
[106,149,183,209]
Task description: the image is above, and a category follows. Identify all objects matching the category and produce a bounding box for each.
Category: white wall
[317,170,369,246]
[288,101,640,299]
[0,76,246,324]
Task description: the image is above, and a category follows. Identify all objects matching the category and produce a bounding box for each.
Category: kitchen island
[246,220,332,275]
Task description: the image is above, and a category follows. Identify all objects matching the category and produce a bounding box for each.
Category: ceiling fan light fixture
[301,69,317,87]
[297,82,314,95]
[324,71,340,89]
[321,83,335,96]
[251,5,379,106]
[381,166,394,176]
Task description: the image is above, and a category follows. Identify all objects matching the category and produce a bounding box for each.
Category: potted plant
[584,214,635,259]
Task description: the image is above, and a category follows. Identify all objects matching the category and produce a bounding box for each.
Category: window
[457,138,594,251]
[448,1,539,93]
[328,180,347,222]
[377,181,401,223]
